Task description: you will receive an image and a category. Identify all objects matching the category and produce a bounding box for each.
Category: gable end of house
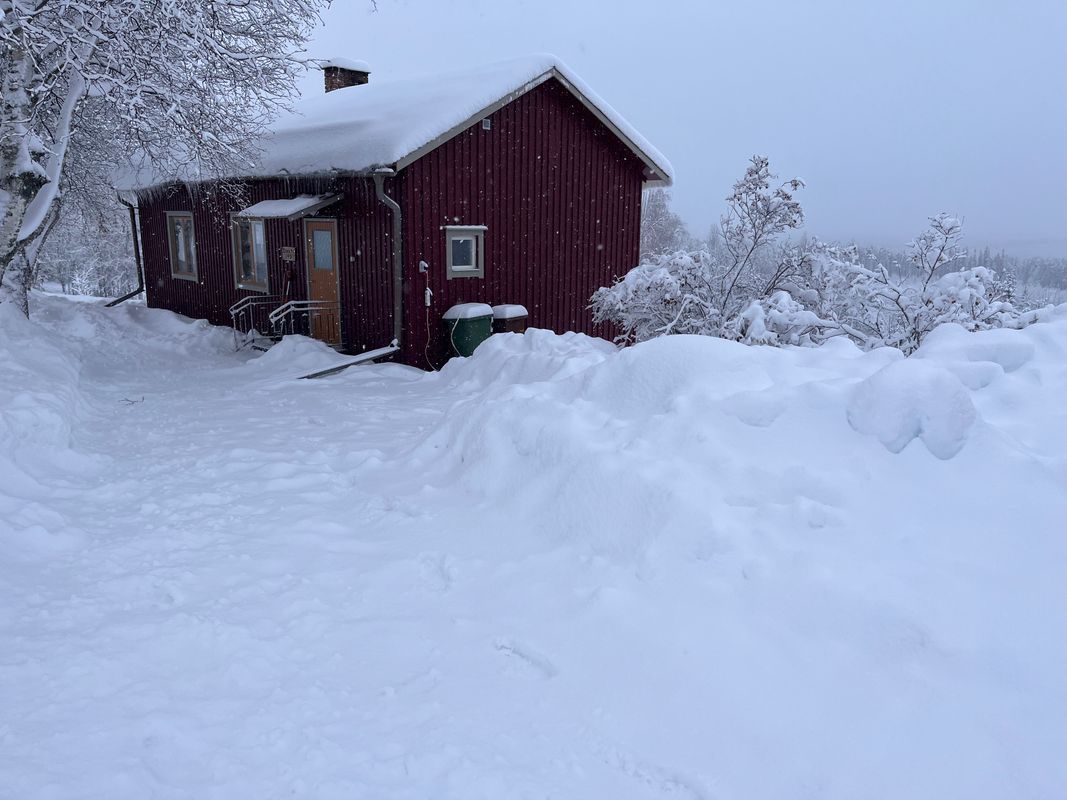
[392,68,671,187]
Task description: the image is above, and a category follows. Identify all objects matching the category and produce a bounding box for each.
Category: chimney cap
[321,57,371,73]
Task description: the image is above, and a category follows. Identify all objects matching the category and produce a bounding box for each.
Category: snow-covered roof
[124,54,672,190]
[236,193,341,220]
[321,57,371,73]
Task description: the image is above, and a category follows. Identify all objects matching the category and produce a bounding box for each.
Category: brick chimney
[322,58,371,93]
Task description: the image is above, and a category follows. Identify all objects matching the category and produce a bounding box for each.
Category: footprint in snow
[493,638,558,679]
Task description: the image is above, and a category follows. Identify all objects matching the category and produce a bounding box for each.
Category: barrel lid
[442,302,493,320]
[491,304,529,319]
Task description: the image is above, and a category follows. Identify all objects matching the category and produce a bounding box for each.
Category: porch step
[243,334,283,352]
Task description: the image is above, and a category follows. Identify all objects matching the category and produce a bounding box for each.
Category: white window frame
[165,211,198,282]
[231,215,270,292]
[444,225,486,280]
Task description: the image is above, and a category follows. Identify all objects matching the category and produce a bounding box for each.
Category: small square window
[445,226,485,280]
[481,118,492,130]
[451,237,475,269]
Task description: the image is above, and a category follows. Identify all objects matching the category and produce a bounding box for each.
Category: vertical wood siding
[136,175,396,354]
[136,76,645,370]
[400,78,644,368]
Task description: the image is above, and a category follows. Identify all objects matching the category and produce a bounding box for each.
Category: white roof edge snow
[322,57,371,72]
[118,54,672,191]
[235,194,341,220]
[492,304,529,319]
[442,303,494,320]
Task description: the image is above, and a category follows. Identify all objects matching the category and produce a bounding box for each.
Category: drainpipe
[107,192,145,307]
[372,168,403,348]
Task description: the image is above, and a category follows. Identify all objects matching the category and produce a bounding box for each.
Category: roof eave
[545,68,673,186]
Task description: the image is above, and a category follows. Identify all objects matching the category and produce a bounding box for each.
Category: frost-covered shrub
[593,156,810,344]
[837,214,1023,353]
[590,250,720,341]
[593,159,1029,354]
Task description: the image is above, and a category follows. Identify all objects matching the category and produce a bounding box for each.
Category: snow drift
[2,294,1065,799]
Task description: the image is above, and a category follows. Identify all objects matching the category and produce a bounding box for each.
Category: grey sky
[303,0,1067,256]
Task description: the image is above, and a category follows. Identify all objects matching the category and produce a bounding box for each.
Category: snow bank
[3,298,1065,799]
[406,317,1067,795]
[241,333,351,377]
[436,328,615,389]
[0,300,85,459]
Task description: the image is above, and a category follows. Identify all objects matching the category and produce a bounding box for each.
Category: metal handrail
[229,294,287,350]
[266,298,337,325]
[229,294,285,319]
[268,299,342,346]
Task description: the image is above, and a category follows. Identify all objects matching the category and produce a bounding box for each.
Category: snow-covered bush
[589,250,720,341]
[831,214,1022,353]
[594,156,810,344]
[593,159,1029,354]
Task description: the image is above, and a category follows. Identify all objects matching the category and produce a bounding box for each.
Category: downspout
[372,168,403,347]
[107,193,145,307]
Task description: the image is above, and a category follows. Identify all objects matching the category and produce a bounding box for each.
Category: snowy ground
[2,293,1065,799]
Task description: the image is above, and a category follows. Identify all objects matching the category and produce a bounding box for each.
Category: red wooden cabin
[128,55,673,369]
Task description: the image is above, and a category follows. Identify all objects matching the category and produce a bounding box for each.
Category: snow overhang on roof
[321,57,371,73]
[235,194,342,221]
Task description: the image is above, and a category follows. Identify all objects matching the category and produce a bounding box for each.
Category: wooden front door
[305,219,341,344]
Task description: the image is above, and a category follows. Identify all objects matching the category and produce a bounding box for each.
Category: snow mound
[578,334,778,419]
[918,322,1036,372]
[847,359,978,459]
[0,301,84,456]
[436,328,615,389]
[243,334,350,375]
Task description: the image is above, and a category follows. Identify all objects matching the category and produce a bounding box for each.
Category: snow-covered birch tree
[640,188,690,261]
[0,0,331,314]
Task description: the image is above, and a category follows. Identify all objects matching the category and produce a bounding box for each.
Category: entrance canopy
[235,193,342,221]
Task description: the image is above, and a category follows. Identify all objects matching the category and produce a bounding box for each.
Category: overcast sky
[303,0,1067,256]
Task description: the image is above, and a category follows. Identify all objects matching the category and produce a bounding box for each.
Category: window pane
[173,219,187,272]
[252,221,268,283]
[451,236,475,269]
[312,229,333,270]
[237,221,254,281]
[185,220,196,271]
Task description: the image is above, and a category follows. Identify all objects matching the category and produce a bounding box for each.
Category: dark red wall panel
[136,175,396,354]
[400,78,644,368]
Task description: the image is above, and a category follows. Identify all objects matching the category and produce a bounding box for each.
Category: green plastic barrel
[442,303,493,357]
